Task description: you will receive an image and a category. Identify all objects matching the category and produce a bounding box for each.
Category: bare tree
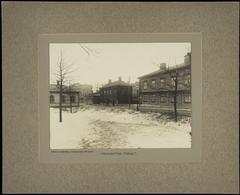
[168,69,179,122]
[128,76,131,109]
[54,49,76,122]
[67,81,73,113]
[152,60,179,121]
[53,45,97,122]
[167,65,190,122]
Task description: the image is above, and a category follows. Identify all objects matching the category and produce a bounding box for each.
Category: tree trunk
[69,88,72,113]
[70,97,72,113]
[136,89,139,111]
[59,80,63,122]
[128,86,131,109]
[174,74,178,122]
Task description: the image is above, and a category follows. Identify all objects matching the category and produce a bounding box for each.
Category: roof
[49,84,67,92]
[93,93,100,96]
[138,62,190,79]
[49,84,78,93]
[101,80,131,89]
[70,83,93,92]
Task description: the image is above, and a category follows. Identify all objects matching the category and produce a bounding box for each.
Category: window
[50,95,55,103]
[184,96,191,103]
[109,90,111,94]
[151,95,156,102]
[160,79,165,87]
[142,95,148,103]
[143,81,148,89]
[171,78,176,87]
[70,95,75,103]
[171,97,175,103]
[151,80,156,88]
[62,95,66,103]
[184,75,191,86]
[160,96,166,103]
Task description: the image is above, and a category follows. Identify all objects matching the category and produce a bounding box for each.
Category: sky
[49,42,191,92]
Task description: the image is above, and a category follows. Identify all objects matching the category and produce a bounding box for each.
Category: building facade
[138,53,191,115]
[91,91,101,104]
[49,84,80,108]
[99,77,132,105]
[70,83,93,103]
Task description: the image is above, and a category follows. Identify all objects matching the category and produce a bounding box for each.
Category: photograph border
[38,33,202,163]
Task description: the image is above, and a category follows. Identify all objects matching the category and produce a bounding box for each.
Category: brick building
[99,77,132,105]
[138,53,191,114]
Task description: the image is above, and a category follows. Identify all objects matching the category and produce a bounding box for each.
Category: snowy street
[50,105,191,149]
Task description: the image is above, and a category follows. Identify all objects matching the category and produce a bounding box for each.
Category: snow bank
[50,105,191,149]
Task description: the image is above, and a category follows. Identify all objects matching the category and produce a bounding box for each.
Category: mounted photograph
[49,42,192,149]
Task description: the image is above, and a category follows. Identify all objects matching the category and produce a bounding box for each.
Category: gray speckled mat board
[38,33,202,163]
[2,2,239,194]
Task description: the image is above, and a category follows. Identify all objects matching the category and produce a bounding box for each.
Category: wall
[139,65,191,93]
[49,92,79,106]
[100,86,132,104]
[2,2,239,193]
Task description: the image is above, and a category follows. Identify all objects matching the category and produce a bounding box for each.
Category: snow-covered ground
[50,105,191,149]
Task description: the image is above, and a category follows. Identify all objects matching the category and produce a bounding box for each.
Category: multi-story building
[138,53,191,114]
[99,77,132,105]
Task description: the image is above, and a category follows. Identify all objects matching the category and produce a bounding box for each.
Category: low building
[49,84,80,108]
[70,83,93,103]
[91,91,101,104]
[138,53,191,115]
[99,77,132,105]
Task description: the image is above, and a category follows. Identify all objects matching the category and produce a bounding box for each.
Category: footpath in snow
[50,105,191,149]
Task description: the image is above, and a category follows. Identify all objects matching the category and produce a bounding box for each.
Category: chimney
[118,76,122,81]
[160,63,167,71]
[184,52,191,64]
[108,79,112,84]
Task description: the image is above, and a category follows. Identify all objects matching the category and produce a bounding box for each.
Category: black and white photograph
[4,1,239,193]
[49,42,192,149]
